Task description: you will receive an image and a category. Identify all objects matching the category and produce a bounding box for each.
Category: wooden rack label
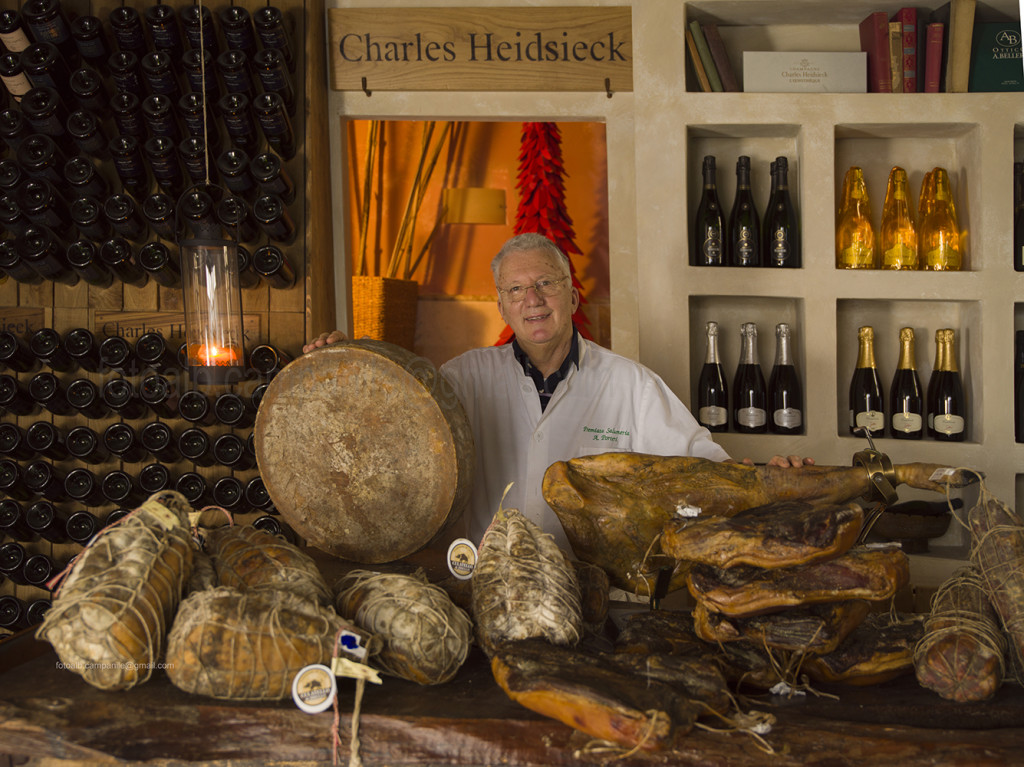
[94,312,262,343]
[0,307,45,336]
[328,6,633,92]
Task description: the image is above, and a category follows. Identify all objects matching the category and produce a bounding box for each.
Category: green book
[688,20,723,92]
[968,21,1024,91]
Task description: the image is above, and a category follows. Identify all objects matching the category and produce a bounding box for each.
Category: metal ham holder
[852,427,900,542]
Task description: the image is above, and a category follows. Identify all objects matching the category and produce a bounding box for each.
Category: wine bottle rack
[0,0,314,627]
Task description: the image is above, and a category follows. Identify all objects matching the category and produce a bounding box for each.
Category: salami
[166,586,375,700]
[208,524,331,605]
[967,485,1024,679]
[472,507,582,656]
[335,569,472,685]
[37,491,195,691]
[914,567,1006,702]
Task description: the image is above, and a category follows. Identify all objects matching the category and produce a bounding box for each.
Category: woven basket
[352,275,418,351]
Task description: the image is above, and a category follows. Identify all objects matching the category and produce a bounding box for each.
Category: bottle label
[737,407,766,428]
[770,232,790,265]
[773,407,802,429]
[840,244,874,268]
[698,405,727,427]
[891,412,923,433]
[853,410,885,432]
[736,230,755,263]
[0,73,31,99]
[934,413,965,435]
[883,243,917,269]
[925,246,961,270]
[701,234,722,264]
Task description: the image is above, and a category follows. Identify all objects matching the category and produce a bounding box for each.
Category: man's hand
[767,454,815,468]
[302,330,347,354]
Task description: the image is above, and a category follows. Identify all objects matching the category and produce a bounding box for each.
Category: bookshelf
[667,1,1022,579]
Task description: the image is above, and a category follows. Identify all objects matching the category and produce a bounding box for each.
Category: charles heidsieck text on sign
[327,6,632,92]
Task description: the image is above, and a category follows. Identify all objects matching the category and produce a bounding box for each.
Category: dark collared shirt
[512,328,580,412]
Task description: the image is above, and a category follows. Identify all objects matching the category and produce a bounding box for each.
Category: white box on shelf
[742,51,867,93]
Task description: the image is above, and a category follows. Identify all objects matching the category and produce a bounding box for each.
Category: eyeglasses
[498,276,569,303]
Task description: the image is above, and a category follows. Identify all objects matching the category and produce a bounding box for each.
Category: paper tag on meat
[929,468,957,483]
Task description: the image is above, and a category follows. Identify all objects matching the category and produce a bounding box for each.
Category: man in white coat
[305,233,810,550]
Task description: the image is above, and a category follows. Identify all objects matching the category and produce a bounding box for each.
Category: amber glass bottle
[919,167,962,271]
[879,166,918,270]
[836,166,877,269]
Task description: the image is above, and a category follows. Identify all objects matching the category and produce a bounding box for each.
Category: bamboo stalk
[356,119,380,277]
[400,121,453,279]
[407,205,448,278]
[386,121,435,279]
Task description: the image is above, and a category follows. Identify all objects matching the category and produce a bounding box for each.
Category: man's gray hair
[491,233,572,285]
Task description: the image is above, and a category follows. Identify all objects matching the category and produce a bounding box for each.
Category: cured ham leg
[542,452,976,594]
[686,546,909,618]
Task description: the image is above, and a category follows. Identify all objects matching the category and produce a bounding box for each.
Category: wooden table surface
[2,627,1024,767]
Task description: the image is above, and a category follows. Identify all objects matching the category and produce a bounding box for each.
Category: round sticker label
[292,664,337,714]
[447,538,478,580]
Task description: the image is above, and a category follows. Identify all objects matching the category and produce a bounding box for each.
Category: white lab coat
[439,337,731,552]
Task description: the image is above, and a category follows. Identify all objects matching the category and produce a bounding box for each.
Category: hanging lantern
[178,184,246,385]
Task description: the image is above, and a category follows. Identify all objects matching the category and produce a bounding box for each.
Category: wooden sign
[328,6,632,92]
[94,312,262,344]
[0,307,44,336]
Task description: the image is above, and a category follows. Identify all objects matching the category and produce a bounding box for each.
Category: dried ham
[662,500,863,570]
[490,637,730,751]
[803,612,926,686]
[542,452,975,594]
[686,546,909,619]
[693,599,871,655]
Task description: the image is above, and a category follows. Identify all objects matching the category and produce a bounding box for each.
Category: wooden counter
[2,627,1023,767]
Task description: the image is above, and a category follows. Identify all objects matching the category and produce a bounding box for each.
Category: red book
[924,22,945,93]
[860,11,893,92]
[893,7,918,92]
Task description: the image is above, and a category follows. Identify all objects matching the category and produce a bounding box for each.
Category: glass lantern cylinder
[178,185,245,385]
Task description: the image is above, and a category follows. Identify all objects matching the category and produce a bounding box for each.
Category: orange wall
[345,120,610,302]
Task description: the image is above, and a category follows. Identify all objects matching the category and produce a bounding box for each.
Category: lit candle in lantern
[192,343,242,366]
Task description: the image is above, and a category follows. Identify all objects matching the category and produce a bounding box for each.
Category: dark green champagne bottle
[728,155,760,267]
[764,156,800,267]
[692,155,723,266]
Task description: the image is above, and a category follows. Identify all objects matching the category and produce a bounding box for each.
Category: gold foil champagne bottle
[889,327,923,439]
[920,167,962,271]
[836,166,877,269]
[880,166,918,270]
[849,325,885,437]
[927,328,966,441]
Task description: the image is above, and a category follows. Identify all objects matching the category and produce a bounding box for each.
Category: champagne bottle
[879,166,918,270]
[927,328,966,441]
[728,156,760,267]
[889,327,924,440]
[835,166,877,269]
[696,320,728,432]
[1014,161,1023,272]
[692,155,724,266]
[920,167,962,271]
[732,322,767,433]
[849,325,885,437]
[767,322,803,434]
[763,156,800,268]
[1015,329,1024,443]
